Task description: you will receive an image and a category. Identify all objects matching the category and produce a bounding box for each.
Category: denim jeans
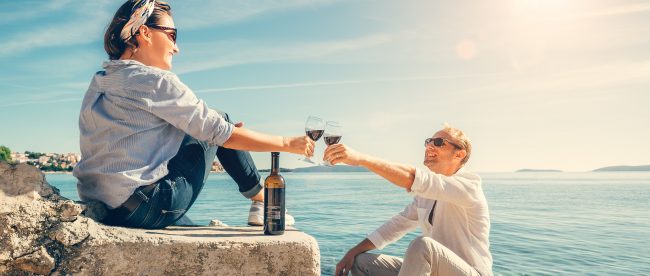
[104,112,263,229]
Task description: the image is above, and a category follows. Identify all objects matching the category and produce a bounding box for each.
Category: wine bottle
[264,152,285,235]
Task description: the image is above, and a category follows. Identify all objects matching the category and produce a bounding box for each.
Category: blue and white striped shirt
[73,60,233,208]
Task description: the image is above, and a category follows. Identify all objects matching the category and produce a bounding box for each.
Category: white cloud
[174,34,394,74]
[172,0,339,30]
[0,1,114,58]
[0,97,79,108]
[560,2,650,20]
[194,73,500,94]
[0,0,73,23]
[465,60,650,96]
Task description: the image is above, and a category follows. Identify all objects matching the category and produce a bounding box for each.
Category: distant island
[516,169,563,173]
[259,165,370,173]
[593,165,650,172]
[514,165,650,172]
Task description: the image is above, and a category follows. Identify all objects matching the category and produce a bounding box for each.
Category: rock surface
[0,162,320,275]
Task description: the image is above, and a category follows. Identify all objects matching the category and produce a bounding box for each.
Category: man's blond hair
[441,123,472,165]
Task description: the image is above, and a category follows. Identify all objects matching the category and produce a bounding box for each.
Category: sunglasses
[424,137,462,149]
[145,24,177,44]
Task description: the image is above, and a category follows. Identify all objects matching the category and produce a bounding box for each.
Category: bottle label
[264,187,285,234]
[267,206,281,220]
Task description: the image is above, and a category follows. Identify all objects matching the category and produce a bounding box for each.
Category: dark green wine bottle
[264,152,285,235]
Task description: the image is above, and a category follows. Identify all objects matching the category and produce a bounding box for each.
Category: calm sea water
[46,172,650,275]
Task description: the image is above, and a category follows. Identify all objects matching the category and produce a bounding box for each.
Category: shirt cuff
[367,231,387,250]
[210,115,234,146]
[408,167,426,196]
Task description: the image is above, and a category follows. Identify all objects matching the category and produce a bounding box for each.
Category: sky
[1,0,649,172]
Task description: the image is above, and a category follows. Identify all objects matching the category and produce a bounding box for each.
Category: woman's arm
[224,127,314,156]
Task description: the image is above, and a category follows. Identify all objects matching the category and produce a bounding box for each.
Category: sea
[46,171,650,275]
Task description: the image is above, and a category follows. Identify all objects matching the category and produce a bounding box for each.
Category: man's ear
[455,149,467,162]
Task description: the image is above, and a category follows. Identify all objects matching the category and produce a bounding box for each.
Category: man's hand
[323,144,364,166]
[334,250,357,276]
[283,136,315,157]
[334,239,376,276]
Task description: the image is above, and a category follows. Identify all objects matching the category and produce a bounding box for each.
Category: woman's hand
[323,144,364,166]
[335,250,357,276]
[284,136,315,157]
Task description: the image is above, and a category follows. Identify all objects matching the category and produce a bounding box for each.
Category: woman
[73,0,313,229]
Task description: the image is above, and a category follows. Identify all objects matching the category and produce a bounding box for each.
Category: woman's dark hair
[104,1,172,60]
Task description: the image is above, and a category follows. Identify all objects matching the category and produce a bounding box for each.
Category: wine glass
[301,116,325,164]
[323,121,342,166]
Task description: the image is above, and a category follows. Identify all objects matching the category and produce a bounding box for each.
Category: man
[324,124,492,276]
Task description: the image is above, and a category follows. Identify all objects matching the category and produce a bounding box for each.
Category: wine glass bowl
[302,116,325,163]
[323,121,342,166]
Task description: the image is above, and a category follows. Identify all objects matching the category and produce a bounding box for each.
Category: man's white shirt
[367,167,493,276]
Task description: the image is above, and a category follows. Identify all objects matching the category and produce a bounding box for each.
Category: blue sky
[1,0,649,172]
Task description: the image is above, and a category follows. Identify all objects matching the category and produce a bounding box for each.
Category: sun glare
[512,0,573,17]
[505,0,579,70]
[456,39,477,61]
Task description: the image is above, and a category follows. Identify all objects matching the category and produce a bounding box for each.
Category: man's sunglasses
[145,24,177,44]
[425,137,462,149]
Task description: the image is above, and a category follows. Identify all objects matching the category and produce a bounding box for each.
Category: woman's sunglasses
[145,24,177,44]
[425,137,462,149]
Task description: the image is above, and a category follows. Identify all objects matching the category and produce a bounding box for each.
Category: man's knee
[352,253,401,276]
[409,236,437,250]
[408,236,445,260]
[352,253,374,275]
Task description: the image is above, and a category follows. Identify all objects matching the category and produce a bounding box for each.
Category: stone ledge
[59,225,320,275]
[0,161,320,275]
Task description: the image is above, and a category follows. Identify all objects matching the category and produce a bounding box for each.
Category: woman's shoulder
[126,62,176,81]
[120,63,182,91]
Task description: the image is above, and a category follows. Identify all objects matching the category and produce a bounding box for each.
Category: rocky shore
[0,162,320,275]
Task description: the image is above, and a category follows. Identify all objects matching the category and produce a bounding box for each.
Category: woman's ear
[135,25,152,45]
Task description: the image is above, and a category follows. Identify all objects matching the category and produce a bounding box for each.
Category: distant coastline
[43,171,73,175]
[515,165,650,173]
[259,165,370,173]
[516,169,563,173]
[593,165,650,172]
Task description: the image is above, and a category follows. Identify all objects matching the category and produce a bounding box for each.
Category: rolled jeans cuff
[240,179,263,199]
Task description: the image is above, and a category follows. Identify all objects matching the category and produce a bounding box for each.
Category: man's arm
[323,144,416,190]
[334,201,419,276]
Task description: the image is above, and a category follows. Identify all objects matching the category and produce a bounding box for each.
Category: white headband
[120,0,156,41]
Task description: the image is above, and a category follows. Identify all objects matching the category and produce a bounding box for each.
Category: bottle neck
[271,152,280,175]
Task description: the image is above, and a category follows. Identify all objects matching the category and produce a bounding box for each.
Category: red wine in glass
[302,116,325,164]
[324,135,341,145]
[323,121,342,166]
[306,129,324,141]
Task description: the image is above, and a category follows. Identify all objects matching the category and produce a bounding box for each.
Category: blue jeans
[104,112,263,229]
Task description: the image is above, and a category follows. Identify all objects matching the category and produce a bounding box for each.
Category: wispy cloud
[0,1,114,58]
[0,82,44,91]
[173,0,339,30]
[194,73,503,94]
[440,60,650,108]
[0,97,79,108]
[0,0,73,24]
[175,34,394,74]
[563,2,650,20]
